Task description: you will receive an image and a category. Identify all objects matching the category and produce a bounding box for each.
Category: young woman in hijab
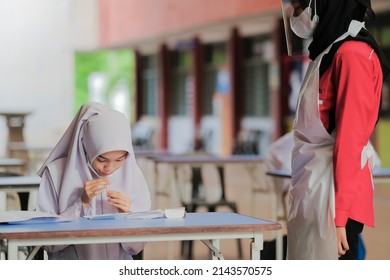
[35,102,151,260]
[281,0,390,259]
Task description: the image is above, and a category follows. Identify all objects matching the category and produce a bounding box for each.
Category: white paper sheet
[0,210,75,224]
[84,209,165,220]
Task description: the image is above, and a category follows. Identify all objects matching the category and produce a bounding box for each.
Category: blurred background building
[1,0,390,161]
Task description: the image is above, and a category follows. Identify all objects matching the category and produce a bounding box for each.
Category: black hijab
[308,0,390,80]
[308,0,389,129]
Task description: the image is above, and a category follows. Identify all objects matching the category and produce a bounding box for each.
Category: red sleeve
[332,42,380,226]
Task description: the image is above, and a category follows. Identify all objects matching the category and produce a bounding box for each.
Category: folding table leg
[250,232,263,260]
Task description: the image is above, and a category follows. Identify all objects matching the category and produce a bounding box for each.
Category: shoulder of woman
[337,41,375,58]
[42,157,67,179]
[39,158,67,192]
[46,157,67,170]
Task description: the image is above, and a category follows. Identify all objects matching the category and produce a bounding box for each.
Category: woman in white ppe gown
[281,0,390,259]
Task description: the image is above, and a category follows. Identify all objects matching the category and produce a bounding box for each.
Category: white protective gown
[287,21,367,260]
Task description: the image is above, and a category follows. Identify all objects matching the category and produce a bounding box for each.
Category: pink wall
[99,0,280,47]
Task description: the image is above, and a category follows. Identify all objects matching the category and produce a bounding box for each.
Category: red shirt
[319,40,383,227]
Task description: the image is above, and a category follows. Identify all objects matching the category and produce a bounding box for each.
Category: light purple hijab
[36,102,151,259]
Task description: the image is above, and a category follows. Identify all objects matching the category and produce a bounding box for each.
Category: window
[202,43,227,115]
[170,49,191,115]
[141,55,158,116]
[242,36,271,117]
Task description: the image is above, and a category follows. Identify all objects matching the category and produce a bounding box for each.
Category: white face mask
[289,1,319,39]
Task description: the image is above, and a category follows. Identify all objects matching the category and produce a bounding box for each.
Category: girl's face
[91,150,128,177]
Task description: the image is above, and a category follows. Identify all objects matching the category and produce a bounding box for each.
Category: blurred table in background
[0,111,31,163]
[0,158,25,172]
[0,175,41,211]
[0,157,28,212]
[266,168,390,184]
[7,142,52,174]
[134,149,169,159]
[372,168,390,184]
[151,154,265,209]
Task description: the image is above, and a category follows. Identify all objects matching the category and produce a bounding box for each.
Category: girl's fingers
[107,191,131,212]
[84,179,109,202]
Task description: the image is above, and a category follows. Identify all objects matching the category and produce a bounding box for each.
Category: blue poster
[215,70,230,95]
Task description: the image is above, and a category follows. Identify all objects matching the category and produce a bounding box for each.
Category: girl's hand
[81,178,109,207]
[106,190,131,213]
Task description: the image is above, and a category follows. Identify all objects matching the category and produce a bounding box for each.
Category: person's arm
[332,42,381,226]
[336,227,349,256]
[35,168,82,253]
[35,168,60,215]
[332,42,381,255]
[36,167,83,217]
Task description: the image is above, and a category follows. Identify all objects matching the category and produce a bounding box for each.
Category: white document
[0,210,75,224]
[84,209,165,220]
